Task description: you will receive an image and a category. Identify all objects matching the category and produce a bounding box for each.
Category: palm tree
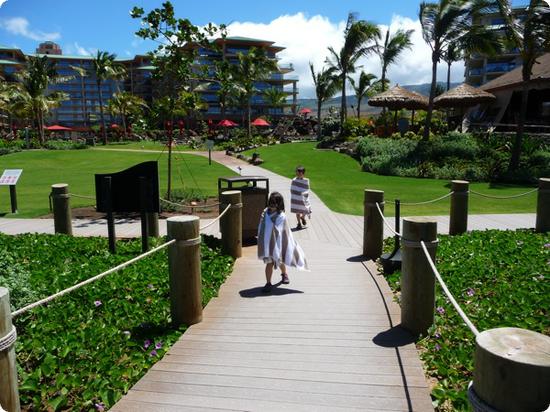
[326,13,380,133]
[263,87,288,115]
[495,0,550,170]
[13,56,70,143]
[231,47,278,138]
[91,51,126,145]
[107,92,147,140]
[376,28,414,93]
[419,0,498,140]
[310,62,340,139]
[349,71,377,118]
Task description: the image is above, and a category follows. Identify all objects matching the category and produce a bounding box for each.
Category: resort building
[185,36,299,119]
[464,6,528,87]
[1,37,299,128]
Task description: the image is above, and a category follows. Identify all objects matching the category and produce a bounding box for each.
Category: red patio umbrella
[217,119,238,127]
[299,108,312,115]
[110,123,119,128]
[251,118,271,127]
[45,125,72,131]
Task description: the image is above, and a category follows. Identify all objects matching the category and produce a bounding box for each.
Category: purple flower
[147,283,155,290]
[466,288,475,297]
[434,344,441,351]
[434,332,441,339]
[155,341,163,350]
[143,339,151,349]
[94,402,105,411]
[436,306,445,315]
[544,243,550,248]
[94,300,102,307]
[150,350,158,357]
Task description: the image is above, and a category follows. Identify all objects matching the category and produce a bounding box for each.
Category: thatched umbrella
[434,83,495,131]
[434,83,496,108]
[368,85,428,131]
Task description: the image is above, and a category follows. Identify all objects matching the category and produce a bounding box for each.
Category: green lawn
[245,142,538,216]
[0,149,236,218]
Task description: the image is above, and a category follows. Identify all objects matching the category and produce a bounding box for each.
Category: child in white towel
[290,165,311,229]
[257,192,308,293]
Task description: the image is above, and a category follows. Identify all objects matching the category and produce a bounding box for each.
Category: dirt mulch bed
[40,197,220,220]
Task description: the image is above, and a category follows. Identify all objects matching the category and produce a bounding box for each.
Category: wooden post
[535,177,550,233]
[103,177,116,254]
[363,189,384,260]
[470,327,550,412]
[400,217,438,337]
[139,177,149,253]
[51,184,72,235]
[147,213,159,237]
[449,180,469,235]
[167,216,202,327]
[220,190,242,258]
[0,287,21,412]
[9,185,17,214]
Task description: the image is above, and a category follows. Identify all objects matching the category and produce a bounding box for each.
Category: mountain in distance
[295,82,461,112]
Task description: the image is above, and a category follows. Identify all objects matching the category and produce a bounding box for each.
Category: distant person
[257,192,308,293]
[290,165,311,229]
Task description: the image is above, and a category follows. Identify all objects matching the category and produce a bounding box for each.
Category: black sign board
[95,161,160,213]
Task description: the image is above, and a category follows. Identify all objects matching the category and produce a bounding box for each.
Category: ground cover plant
[383,229,550,411]
[2,232,234,410]
[243,142,538,216]
[0,149,236,217]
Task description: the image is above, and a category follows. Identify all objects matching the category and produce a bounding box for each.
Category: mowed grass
[0,149,236,218]
[98,140,192,151]
[244,142,538,216]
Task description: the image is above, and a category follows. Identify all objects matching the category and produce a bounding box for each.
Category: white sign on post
[0,169,23,186]
[205,139,214,150]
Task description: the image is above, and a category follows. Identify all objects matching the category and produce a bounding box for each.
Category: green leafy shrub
[384,229,550,411]
[342,117,374,137]
[3,233,234,410]
[44,139,87,150]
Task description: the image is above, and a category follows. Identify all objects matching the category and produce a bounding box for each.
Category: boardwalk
[1,151,536,411]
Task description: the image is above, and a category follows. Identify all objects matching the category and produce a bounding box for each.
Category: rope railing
[470,188,537,200]
[12,202,236,318]
[420,240,480,337]
[375,202,402,237]
[70,193,96,200]
[386,191,454,206]
[11,239,176,318]
[199,203,231,231]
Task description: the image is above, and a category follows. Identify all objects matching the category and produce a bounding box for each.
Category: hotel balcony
[485,62,515,74]
[468,68,484,76]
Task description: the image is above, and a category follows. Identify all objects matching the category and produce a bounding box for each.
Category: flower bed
[1,233,234,410]
[384,229,549,411]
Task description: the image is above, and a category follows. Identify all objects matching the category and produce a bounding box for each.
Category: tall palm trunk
[340,74,347,134]
[97,81,107,145]
[317,100,322,140]
[247,100,252,138]
[423,49,439,140]
[446,62,451,91]
[509,70,530,170]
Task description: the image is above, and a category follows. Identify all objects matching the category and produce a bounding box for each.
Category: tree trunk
[247,100,251,138]
[317,100,322,140]
[340,74,347,135]
[357,97,361,118]
[121,114,127,141]
[509,72,530,171]
[447,62,451,91]
[423,50,439,140]
[98,81,107,145]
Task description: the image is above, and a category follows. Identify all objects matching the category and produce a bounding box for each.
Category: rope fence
[200,203,231,231]
[420,240,480,336]
[386,191,454,206]
[470,188,537,199]
[160,197,222,210]
[375,202,402,237]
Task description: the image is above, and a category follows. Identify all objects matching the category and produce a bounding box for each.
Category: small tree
[376,28,414,93]
[107,92,147,140]
[349,71,377,118]
[309,62,340,140]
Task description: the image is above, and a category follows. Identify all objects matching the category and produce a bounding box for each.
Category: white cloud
[64,42,96,56]
[227,13,466,98]
[0,17,60,41]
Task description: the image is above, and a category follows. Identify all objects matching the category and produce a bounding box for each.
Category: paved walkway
[1,151,536,411]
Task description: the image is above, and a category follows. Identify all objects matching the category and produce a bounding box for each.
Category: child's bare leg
[265,262,274,284]
[279,263,287,275]
[280,263,289,284]
[295,213,302,226]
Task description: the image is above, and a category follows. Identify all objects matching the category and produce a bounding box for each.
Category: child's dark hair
[267,191,285,213]
[296,165,306,173]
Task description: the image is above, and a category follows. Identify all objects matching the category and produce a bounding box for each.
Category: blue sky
[0,0,526,97]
